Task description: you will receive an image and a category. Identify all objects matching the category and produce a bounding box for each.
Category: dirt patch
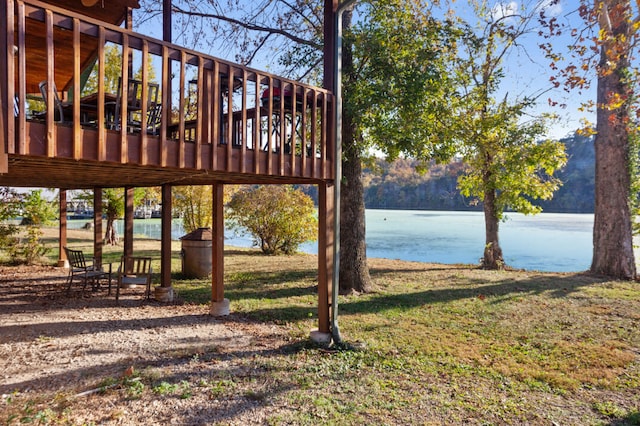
[0,265,293,424]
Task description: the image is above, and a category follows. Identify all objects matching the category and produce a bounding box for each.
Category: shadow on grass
[220,270,610,323]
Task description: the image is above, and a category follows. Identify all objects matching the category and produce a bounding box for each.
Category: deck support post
[157,183,174,302]
[210,182,229,316]
[124,186,134,258]
[58,190,68,268]
[93,188,103,266]
[312,182,334,344]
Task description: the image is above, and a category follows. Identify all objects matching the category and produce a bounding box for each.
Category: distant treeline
[299,133,595,214]
[363,133,595,213]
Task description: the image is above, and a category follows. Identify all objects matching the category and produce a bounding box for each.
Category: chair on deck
[63,247,112,296]
[108,79,161,134]
[32,80,66,123]
[115,256,153,303]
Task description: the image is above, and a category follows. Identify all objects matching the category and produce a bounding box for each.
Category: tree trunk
[104,217,119,246]
[339,8,372,294]
[591,0,636,279]
[482,188,504,269]
[340,129,372,294]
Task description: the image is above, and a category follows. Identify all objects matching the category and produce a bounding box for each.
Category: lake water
[70,210,597,273]
[362,210,594,272]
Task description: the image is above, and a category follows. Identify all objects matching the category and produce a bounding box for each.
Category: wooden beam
[211,182,224,303]
[58,190,68,267]
[323,0,338,91]
[317,182,333,334]
[93,188,103,265]
[161,184,172,288]
[124,186,134,257]
[163,0,172,43]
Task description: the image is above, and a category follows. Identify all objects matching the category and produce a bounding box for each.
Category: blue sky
[134,0,602,140]
[442,0,598,139]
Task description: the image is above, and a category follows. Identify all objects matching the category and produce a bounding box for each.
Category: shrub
[0,188,53,265]
[227,186,317,255]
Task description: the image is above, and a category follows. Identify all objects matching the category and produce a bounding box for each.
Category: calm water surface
[72,210,598,272]
[362,210,594,272]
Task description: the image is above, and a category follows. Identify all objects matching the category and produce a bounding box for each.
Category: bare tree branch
[170,4,322,50]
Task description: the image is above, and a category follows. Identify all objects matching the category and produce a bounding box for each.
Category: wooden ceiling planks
[36,0,139,25]
[0,156,325,189]
[17,0,140,94]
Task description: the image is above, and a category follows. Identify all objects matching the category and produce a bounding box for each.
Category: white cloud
[491,1,519,21]
[491,1,562,22]
[538,0,563,17]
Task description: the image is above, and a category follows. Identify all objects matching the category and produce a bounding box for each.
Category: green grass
[165,253,640,424]
[4,227,640,424]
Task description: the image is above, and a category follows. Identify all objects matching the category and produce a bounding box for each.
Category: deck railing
[4,0,334,180]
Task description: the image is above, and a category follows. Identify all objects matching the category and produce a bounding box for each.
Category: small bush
[227,185,317,255]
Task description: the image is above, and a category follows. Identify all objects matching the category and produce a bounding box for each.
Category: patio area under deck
[0,0,338,340]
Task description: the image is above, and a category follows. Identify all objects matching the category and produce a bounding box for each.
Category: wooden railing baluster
[72,17,81,159]
[211,61,220,171]
[240,69,247,174]
[120,33,129,164]
[16,0,26,155]
[225,65,234,172]
[45,9,55,157]
[195,56,204,170]
[97,27,106,162]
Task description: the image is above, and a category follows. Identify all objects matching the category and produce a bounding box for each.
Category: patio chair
[108,79,161,134]
[115,256,153,303]
[63,247,112,296]
[32,80,66,123]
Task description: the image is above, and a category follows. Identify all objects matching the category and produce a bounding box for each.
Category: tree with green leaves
[82,44,158,96]
[102,188,125,246]
[419,1,567,269]
[77,188,147,246]
[17,190,56,264]
[227,185,317,255]
[541,0,639,279]
[21,189,56,226]
[173,185,238,234]
[456,101,566,268]
[339,0,461,290]
[0,187,22,261]
[174,185,213,234]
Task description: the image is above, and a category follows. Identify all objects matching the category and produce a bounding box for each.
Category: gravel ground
[0,265,295,425]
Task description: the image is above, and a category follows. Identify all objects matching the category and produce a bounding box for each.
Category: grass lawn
[2,227,640,424]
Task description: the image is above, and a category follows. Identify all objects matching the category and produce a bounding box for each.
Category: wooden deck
[0,0,335,188]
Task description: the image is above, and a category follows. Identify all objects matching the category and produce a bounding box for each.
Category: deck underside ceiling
[0,155,324,189]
